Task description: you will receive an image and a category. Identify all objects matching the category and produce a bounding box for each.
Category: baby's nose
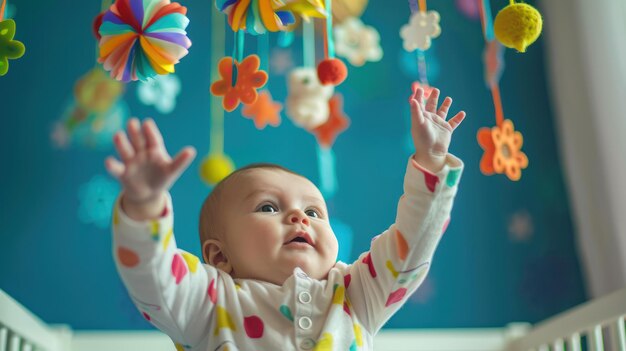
[290,214,310,226]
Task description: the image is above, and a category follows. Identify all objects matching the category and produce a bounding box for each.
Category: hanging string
[0,0,6,21]
[479,0,505,126]
[210,3,226,155]
[303,21,315,68]
[323,0,335,59]
[230,30,245,86]
[418,0,427,12]
[416,50,429,86]
[258,33,270,75]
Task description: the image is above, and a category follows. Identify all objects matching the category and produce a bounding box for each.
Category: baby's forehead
[232,168,323,200]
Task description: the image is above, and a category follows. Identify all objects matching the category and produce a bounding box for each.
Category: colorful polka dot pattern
[181,252,200,273]
[395,230,409,261]
[385,288,407,307]
[244,315,264,338]
[313,333,333,351]
[361,252,377,278]
[442,217,451,234]
[150,221,160,241]
[214,306,236,336]
[446,168,461,187]
[208,279,217,304]
[171,254,188,285]
[279,305,294,321]
[117,246,139,268]
[386,260,399,279]
[353,323,363,347]
[162,228,173,250]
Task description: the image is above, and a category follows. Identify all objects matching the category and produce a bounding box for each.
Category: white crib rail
[506,286,626,351]
[0,290,71,351]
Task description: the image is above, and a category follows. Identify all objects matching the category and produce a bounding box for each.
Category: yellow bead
[199,154,235,186]
[494,3,542,53]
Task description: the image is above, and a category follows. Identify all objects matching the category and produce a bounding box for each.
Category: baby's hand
[410,88,466,172]
[105,118,196,220]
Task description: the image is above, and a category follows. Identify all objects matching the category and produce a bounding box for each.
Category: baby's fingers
[168,147,197,179]
[437,97,452,118]
[113,131,135,162]
[143,118,165,151]
[448,111,467,131]
[105,156,126,179]
[127,118,146,152]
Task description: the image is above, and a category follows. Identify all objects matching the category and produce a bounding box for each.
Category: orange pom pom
[317,59,348,86]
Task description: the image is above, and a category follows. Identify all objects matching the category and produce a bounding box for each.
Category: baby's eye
[305,209,320,218]
[259,204,278,213]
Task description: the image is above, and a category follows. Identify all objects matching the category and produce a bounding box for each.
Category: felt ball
[493,2,542,53]
[317,58,348,86]
[199,153,234,186]
[97,0,192,82]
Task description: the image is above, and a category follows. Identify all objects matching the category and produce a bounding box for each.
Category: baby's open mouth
[284,231,314,246]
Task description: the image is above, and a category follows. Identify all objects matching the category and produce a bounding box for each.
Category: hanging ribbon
[211,3,226,155]
[0,0,6,21]
[302,21,315,68]
[317,144,338,198]
[479,0,503,126]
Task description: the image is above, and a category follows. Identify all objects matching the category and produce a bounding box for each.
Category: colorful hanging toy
[316,0,347,86]
[493,0,542,53]
[96,0,192,82]
[476,0,529,181]
[0,0,25,76]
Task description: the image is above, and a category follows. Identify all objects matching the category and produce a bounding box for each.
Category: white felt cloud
[400,10,441,51]
[334,17,383,67]
[137,74,181,114]
[286,67,334,129]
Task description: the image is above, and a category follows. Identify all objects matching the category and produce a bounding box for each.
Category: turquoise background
[0,0,587,330]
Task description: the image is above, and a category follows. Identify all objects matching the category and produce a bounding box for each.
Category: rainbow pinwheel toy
[97,0,192,82]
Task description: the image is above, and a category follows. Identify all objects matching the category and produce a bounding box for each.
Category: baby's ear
[203,239,232,273]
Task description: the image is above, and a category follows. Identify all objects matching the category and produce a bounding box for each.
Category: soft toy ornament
[400,10,441,51]
[0,19,25,76]
[311,94,350,147]
[242,90,282,129]
[317,58,347,85]
[286,67,334,129]
[74,68,125,113]
[200,153,235,186]
[277,0,326,21]
[331,0,368,24]
[137,74,181,114]
[477,119,528,181]
[334,17,382,67]
[210,55,268,112]
[97,0,192,82]
[493,0,542,53]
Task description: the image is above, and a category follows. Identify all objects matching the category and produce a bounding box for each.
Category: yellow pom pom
[494,2,542,53]
[199,153,235,186]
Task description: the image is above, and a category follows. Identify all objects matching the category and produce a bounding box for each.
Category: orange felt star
[477,119,528,181]
[241,90,282,129]
[210,55,268,112]
[311,94,350,147]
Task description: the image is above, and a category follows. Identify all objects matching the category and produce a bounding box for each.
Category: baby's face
[219,168,338,285]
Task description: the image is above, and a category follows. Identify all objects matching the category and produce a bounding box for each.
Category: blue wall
[0,0,587,330]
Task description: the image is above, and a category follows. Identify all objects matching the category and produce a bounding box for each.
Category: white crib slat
[552,338,565,351]
[0,327,6,351]
[611,317,626,351]
[8,334,20,351]
[22,343,32,351]
[589,325,604,351]
[567,333,582,351]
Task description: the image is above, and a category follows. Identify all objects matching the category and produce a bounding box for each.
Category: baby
[106,88,466,351]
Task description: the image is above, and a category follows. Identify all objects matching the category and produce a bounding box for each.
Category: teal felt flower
[0,19,25,76]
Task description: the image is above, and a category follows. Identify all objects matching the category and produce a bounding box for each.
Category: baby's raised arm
[344,88,466,333]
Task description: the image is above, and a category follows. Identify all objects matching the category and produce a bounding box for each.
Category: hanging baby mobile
[95,0,192,82]
[476,0,542,181]
[0,0,25,76]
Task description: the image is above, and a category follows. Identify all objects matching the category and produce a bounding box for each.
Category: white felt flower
[286,67,334,129]
[334,17,383,67]
[137,74,181,114]
[400,10,441,51]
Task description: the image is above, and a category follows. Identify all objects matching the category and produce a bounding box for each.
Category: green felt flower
[0,19,25,76]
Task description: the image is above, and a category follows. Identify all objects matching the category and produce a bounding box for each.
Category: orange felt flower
[477,119,528,181]
[311,94,350,147]
[210,55,268,112]
[241,90,282,129]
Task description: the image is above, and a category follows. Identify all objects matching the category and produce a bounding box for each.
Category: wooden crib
[1,287,625,351]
